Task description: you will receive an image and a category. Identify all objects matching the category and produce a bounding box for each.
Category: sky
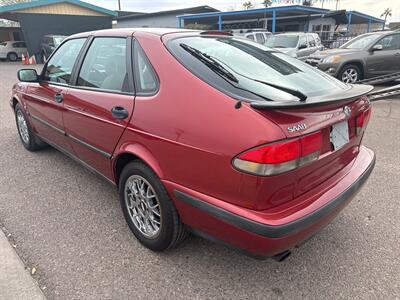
[86,0,399,22]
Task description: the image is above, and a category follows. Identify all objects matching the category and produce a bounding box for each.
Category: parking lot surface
[0,62,399,299]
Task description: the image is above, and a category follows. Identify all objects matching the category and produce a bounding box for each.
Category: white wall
[116,14,178,28]
[308,17,336,32]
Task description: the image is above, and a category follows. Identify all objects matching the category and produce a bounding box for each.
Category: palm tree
[381,8,392,27]
[302,0,313,6]
[262,0,272,7]
[242,1,254,9]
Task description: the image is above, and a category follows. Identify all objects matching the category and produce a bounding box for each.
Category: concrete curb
[0,229,46,300]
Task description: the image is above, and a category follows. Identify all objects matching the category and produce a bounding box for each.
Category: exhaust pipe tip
[272,250,291,262]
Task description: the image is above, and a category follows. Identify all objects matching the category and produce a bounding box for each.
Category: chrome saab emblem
[343,106,352,117]
[288,123,307,133]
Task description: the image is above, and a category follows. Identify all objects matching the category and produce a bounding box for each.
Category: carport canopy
[0,0,117,57]
[177,5,385,32]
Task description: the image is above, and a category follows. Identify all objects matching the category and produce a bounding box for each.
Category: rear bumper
[165,146,375,258]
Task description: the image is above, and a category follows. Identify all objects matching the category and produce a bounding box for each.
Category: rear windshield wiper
[180,43,239,83]
[252,78,308,102]
[180,43,307,102]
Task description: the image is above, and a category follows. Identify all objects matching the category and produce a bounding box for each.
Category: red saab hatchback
[11,29,375,260]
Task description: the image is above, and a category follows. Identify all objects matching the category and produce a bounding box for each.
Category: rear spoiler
[250,84,374,110]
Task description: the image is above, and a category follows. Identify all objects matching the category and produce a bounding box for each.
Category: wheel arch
[7,51,18,59]
[11,97,19,110]
[113,143,164,186]
[339,60,365,79]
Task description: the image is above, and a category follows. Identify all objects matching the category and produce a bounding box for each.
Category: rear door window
[375,34,400,50]
[12,42,25,48]
[298,36,307,48]
[77,37,129,93]
[255,33,265,44]
[307,35,316,47]
[43,38,86,84]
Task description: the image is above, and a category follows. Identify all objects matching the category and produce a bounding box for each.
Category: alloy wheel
[16,110,29,144]
[124,175,162,239]
[341,68,359,83]
[8,53,17,61]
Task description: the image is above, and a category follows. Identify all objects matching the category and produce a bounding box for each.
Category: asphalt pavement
[0,62,399,299]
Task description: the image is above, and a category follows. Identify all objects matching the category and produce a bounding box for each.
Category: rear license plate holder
[330,121,349,151]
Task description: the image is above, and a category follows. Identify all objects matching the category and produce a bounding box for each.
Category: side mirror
[298,44,307,50]
[371,44,383,52]
[17,69,39,82]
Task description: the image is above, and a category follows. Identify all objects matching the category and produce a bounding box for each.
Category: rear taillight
[233,131,322,176]
[356,108,372,135]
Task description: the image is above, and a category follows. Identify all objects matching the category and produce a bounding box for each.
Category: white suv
[245,31,273,44]
[0,41,27,61]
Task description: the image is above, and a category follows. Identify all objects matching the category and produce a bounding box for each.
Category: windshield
[168,36,348,102]
[53,37,65,47]
[340,33,380,49]
[265,35,299,48]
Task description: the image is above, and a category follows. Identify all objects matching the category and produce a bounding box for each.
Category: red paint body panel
[62,89,135,179]
[24,82,73,152]
[12,29,376,257]
[163,146,374,256]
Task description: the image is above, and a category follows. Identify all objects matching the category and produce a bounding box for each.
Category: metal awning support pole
[368,19,371,32]
[218,15,222,31]
[272,10,276,33]
[347,12,352,33]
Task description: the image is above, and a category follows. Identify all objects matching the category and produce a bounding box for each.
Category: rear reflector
[233,131,322,176]
[356,108,372,135]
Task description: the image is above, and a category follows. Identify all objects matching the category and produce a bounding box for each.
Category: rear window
[265,35,299,48]
[167,36,349,102]
[340,33,380,49]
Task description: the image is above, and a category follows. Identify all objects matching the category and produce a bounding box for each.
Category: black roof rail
[200,31,233,36]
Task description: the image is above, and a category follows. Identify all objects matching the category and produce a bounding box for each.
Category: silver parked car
[0,41,27,61]
[265,32,323,60]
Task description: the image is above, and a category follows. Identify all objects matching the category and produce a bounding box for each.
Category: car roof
[361,30,395,37]
[69,28,197,39]
[44,35,66,38]
[275,32,308,36]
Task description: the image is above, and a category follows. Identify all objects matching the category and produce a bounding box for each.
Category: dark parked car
[40,35,66,60]
[306,31,400,83]
[11,29,375,260]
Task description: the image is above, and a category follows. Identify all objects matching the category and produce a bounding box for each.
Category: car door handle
[111,106,129,120]
[54,93,63,103]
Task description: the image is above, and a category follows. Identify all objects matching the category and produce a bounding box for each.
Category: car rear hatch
[247,84,373,206]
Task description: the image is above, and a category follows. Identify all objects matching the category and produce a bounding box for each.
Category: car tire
[14,103,46,151]
[119,161,187,251]
[7,52,18,62]
[338,64,362,84]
